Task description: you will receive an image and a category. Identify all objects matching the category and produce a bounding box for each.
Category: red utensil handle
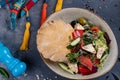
[24,0,35,11]
[40,3,48,26]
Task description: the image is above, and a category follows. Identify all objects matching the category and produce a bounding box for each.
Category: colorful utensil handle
[10,0,26,30]
[55,0,63,12]
[20,0,39,17]
[20,8,31,51]
[0,42,27,77]
[20,21,30,51]
[40,3,48,25]
[0,0,11,7]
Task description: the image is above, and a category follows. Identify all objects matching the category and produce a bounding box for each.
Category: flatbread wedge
[36,20,74,62]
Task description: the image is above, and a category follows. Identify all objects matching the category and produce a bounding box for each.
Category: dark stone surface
[0,0,120,80]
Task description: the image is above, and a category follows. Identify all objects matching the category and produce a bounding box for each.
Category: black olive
[70,20,78,28]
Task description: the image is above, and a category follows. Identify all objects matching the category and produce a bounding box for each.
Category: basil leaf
[66,53,80,63]
[66,45,74,49]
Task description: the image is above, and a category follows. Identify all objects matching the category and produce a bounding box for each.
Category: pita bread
[36,20,74,62]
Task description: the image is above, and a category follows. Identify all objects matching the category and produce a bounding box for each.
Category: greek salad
[59,17,111,75]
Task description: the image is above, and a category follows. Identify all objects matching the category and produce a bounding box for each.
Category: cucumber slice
[97,63,103,69]
[70,37,80,46]
[58,63,74,74]
[100,53,109,63]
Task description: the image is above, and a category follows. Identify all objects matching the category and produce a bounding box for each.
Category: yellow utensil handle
[55,0,63,12]
[20,22,30,51]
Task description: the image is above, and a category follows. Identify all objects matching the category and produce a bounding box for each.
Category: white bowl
[38,8,118,79]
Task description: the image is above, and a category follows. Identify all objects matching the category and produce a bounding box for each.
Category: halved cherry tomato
[90,26,99,32]
[79,55,93,70]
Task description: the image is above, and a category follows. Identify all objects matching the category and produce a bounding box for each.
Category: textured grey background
[0,0,120,80]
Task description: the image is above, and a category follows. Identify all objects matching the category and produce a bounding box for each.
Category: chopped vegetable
[83,32,95,45]
[90,26,99,33]
[67,45,75,49]
[66,52,80,63]
[78,66,97,75]
[100,49,109,63]
[94,30,108,59]
[97,63,104,69]
[93,58,100,67]
[72,31,78,39]
[79,55,93,70]
[70,37,81,46]
[83,24,91,29]
[75,30,84,38]
[80,39,84,48]
[70,44,81,53]
[104,32,111,45]
[67,37,81,49]
[58,63,74,74]
[72,30,83,39]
